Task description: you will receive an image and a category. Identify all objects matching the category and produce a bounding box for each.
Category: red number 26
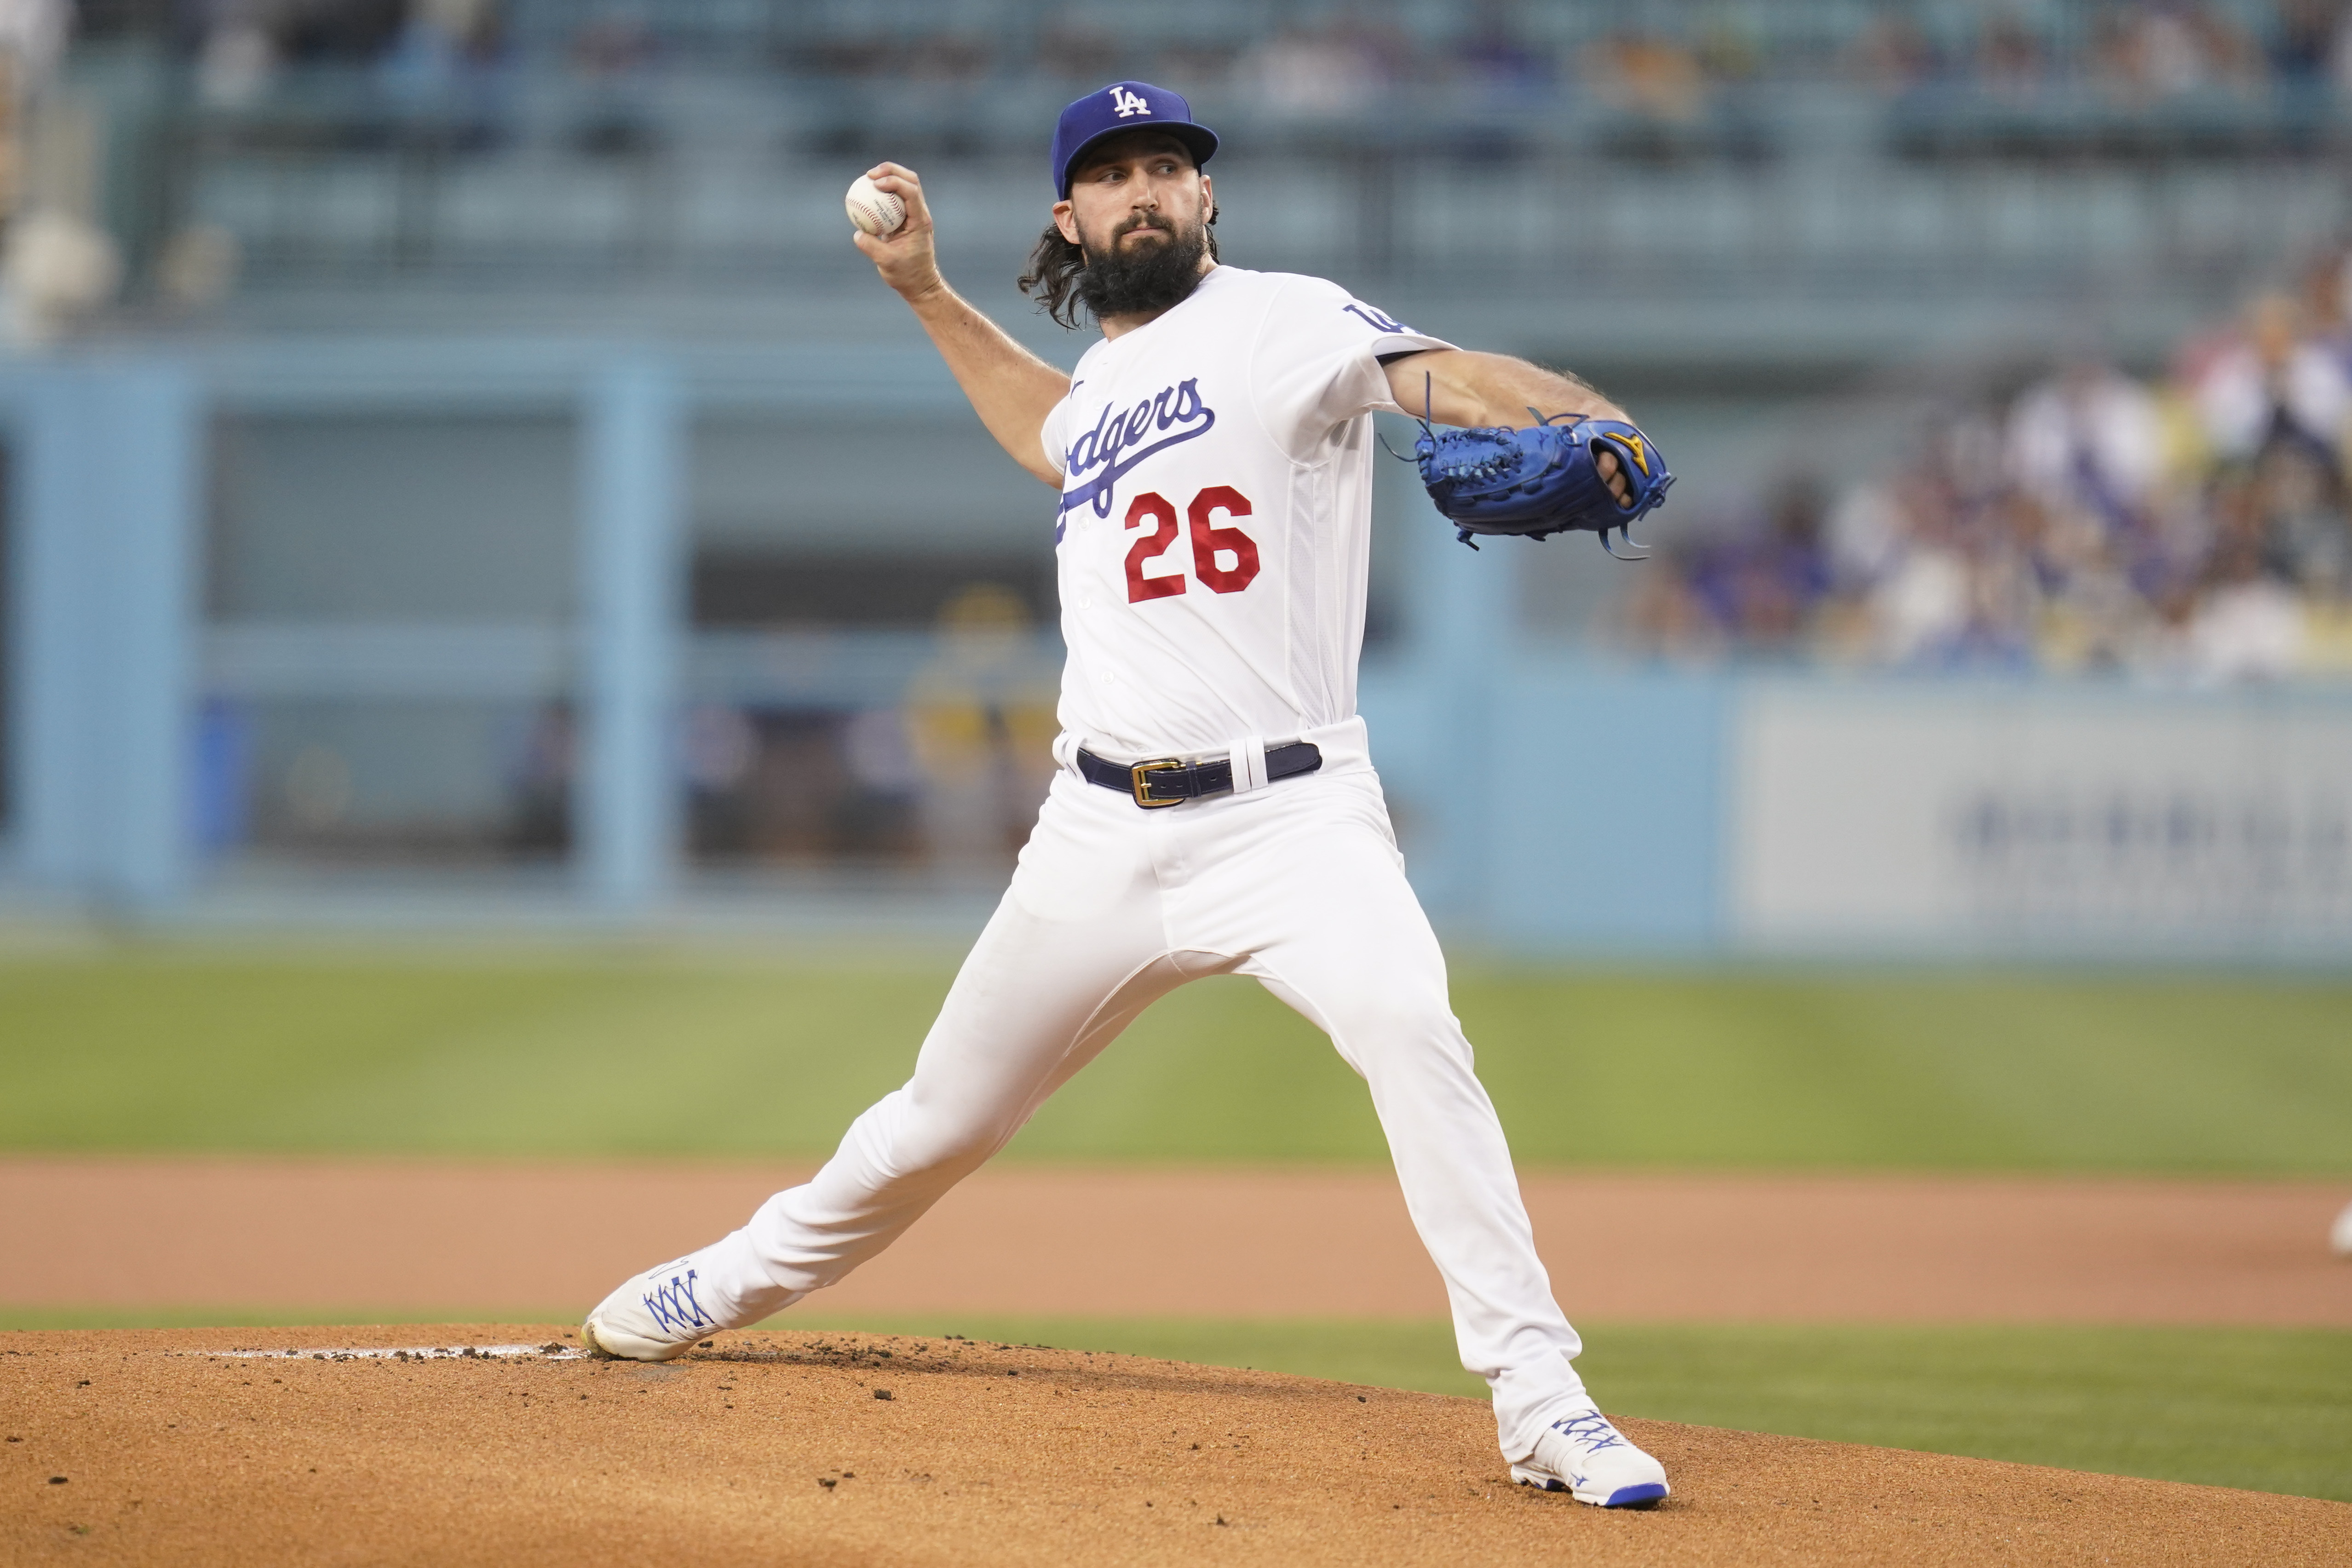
[1123,485,1262,604]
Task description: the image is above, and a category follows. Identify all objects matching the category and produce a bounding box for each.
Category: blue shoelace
[1550,1409,1627,1455]
[641,1268,714,1335]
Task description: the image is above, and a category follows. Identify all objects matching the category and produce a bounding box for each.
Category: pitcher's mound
[4,1327,2345,1566]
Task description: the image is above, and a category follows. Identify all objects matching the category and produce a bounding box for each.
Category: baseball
[845,174,906,237]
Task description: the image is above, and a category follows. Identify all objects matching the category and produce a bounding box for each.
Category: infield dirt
[6,1327,2347,1567]
[8,1159,2348,1325]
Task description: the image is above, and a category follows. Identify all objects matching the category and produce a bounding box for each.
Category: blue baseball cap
[1051,81,1219,199]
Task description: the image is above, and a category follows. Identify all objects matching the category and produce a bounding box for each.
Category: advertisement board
[1732,683,2352,956]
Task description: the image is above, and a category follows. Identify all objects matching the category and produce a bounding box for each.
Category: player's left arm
[1381,348,1633,501]
[1381,348,1627,427]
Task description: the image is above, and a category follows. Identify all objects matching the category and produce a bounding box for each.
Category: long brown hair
[1018,209,1219,332]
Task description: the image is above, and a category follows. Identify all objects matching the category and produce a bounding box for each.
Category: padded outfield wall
[1364,657,2352,964]
[1,343,2346,965]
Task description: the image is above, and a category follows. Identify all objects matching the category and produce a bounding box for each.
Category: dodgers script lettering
[1059,378,1216,523]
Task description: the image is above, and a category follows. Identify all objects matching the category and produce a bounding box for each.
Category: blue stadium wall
[2,343,2347,964]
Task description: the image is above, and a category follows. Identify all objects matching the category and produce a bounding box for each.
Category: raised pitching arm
[857,162,1071,487]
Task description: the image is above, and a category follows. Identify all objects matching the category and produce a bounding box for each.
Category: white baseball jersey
[646,258,1612,1477]
[1037,265,1451,758]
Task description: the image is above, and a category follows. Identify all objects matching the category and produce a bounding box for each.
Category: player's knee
[894,1123,998,1179]
[844,1088,1005,1184]
[884,1096,1014,1179]
[1324,975,1456,1045]
[1323,989,1472,1078]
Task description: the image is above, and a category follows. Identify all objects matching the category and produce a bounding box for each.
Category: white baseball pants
[691,718,1590,1461]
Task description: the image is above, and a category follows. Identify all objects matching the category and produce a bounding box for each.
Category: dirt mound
[5,1327,2346,1566]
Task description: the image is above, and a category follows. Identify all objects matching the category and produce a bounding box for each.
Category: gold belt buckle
[1129,758,1185,809]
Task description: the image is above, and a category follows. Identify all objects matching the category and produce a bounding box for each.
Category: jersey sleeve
[1038,389,1075,477]
[1249,276,1454,457]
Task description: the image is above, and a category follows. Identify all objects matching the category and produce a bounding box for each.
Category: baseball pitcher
[585,81,1674,1509]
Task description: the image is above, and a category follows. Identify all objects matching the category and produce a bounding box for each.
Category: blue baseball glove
[1407,408,1674,556]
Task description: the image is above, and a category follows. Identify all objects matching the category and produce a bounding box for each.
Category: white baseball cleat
[580,1257,721,1362]
[1510,1401,1671,1508]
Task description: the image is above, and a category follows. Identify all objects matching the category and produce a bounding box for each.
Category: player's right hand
[854,162,943,301]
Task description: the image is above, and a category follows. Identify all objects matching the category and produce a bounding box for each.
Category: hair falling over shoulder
[1017,225,1090,331]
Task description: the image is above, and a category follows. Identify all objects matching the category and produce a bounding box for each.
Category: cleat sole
[579,1315,695,1363]
[1513,1465,1670,1509]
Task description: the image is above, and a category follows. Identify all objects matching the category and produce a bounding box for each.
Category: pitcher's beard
[1077,220,1211,320]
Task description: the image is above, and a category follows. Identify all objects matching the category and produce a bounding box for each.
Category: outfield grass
[6,1305,2342,1504]
[3,949,2348,1172]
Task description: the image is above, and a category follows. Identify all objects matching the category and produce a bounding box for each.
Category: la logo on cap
[1110,86,1151,118]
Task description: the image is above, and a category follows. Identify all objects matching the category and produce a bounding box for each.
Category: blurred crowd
[677,584,1058,869]
[184,0,511,108]
[1849,0,2352,96]
[1618,257,2352,683]
[135,1,2352,109]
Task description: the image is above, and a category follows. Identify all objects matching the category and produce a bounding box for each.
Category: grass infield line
[7,1310,2345,1505]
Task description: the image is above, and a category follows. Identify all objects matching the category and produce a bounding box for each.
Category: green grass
[2,949,2348,1172]
[9,1306,2342,1504]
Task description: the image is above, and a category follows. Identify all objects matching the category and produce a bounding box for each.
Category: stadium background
[0,0,2347,1512]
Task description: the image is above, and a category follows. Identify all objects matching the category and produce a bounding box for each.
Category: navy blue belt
[1077,742,1323,809]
